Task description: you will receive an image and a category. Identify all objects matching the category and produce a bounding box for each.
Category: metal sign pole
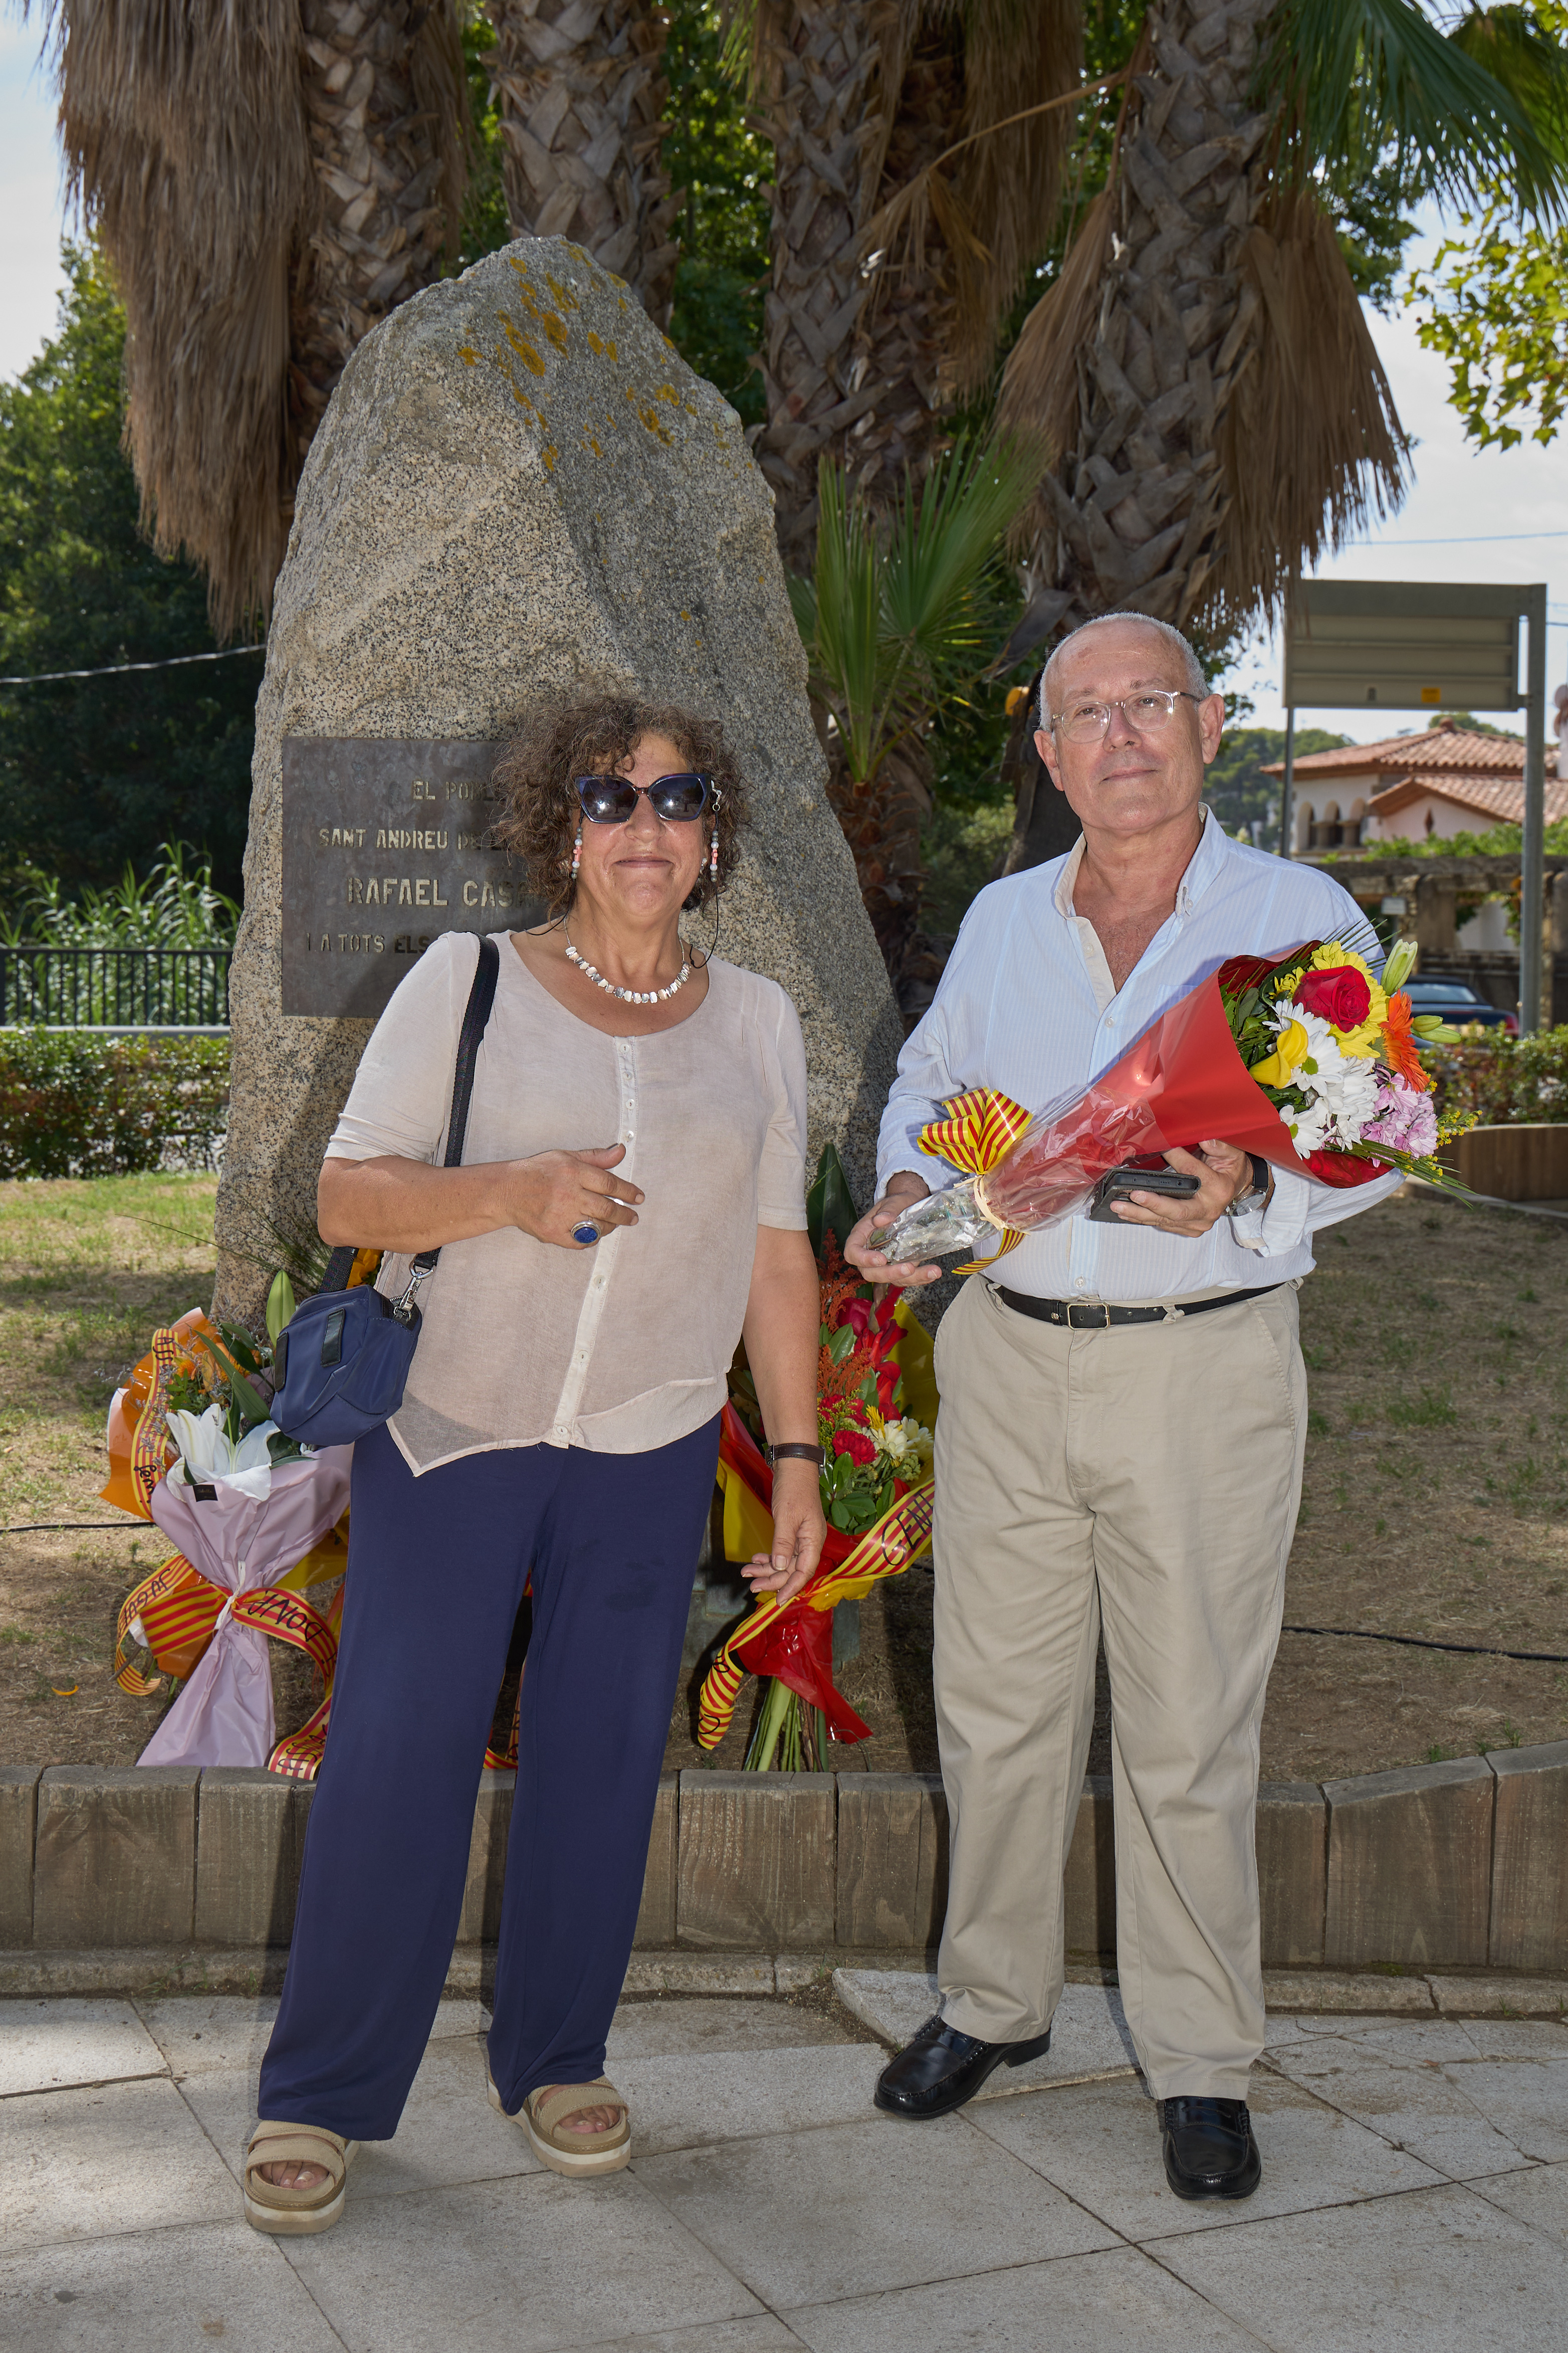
[1278,707,1296,859]
[1520,583,1547,1036]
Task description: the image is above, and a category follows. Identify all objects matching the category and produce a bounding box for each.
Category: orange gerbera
[1380,991,1432,1092]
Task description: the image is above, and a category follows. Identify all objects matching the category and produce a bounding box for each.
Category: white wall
[1456,899,1513,951]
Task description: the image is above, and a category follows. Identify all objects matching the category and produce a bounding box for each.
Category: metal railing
[0,945,232,1027]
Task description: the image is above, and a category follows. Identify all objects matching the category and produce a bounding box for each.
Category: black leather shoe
[1160,2097,1262,2201]
[873,2012,1051,2119]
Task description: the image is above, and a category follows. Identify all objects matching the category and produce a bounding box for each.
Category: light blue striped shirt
[877,812,1404,1303]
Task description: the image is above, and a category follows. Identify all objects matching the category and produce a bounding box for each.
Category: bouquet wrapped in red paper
[880,937,1472,1269]
[701,1146,938,1768]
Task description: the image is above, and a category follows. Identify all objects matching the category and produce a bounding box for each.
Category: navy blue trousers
[258,1416,718,2139]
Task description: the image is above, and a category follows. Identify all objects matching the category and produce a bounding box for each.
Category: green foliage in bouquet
[165,1319,310,1469]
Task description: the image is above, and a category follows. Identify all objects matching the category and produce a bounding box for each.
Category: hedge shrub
[0,1030,229,1177]
[1429,1026,1568,1129]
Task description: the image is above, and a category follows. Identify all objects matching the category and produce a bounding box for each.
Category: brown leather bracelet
[768,1442,824,1467]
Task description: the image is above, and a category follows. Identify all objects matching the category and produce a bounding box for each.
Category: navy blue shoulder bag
[271,934,501,1447]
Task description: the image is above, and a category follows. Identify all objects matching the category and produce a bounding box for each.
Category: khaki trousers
[930,1275,1307,2100]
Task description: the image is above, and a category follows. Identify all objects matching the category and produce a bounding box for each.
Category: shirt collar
[1051,806,1227,922]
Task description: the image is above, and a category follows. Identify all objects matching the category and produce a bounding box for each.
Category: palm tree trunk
[290,0,470,477]
[841,12,963,508]
[748,0,886,564]
[751,0,1078,564]
[998,0,1405,654]
[482,0,682,327]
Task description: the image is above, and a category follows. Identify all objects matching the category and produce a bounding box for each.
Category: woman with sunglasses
[245,693,825,2234]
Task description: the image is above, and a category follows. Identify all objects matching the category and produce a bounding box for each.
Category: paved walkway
[2,1974,1565,2350]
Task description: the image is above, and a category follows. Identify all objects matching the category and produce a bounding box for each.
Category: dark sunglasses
[574,771,716,824]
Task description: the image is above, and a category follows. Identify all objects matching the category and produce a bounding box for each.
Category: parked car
[1401,977,1517,1035]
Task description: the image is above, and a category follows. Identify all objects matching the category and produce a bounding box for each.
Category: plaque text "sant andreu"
[281,738,542,1019]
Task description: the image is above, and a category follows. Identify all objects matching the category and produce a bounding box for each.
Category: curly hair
[492,691,751,919]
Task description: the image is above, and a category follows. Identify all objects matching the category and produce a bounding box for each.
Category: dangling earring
[708,787,723,889]
[570,822,582,880]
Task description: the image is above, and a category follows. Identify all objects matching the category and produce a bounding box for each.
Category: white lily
[165,1402,280,1502]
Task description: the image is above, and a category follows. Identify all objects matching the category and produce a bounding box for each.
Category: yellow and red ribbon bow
[697,1409,935,1751]
[916,1086,1031,1274]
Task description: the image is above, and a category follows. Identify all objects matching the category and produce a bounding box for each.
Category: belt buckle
[1068,1301,1108,1329]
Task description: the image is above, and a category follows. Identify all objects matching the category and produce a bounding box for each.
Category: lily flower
[165,1402,284,1501]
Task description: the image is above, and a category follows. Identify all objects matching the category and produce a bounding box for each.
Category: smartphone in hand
[1086,1162,1201,1223]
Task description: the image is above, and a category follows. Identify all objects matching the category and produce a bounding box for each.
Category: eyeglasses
[574,771,716,824]
[1050,690,1205,745]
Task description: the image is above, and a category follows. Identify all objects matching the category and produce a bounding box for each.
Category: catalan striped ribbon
[115,1551,342,1752]
[696,1478,936,1750]
[268,1582,346,1780]
[916,1088,1031,1273]
[130,1327,182,1511]
[114,1555,218,1695]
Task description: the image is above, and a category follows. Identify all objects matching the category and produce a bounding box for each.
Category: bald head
[1041,612,1205,728]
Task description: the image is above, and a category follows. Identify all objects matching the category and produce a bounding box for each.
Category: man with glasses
[845,612,1400,2202]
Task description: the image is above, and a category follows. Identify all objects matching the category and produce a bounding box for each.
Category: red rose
[835,1297,872,1338]
[833,1429,876,1466]
[1294,964,1371,1030]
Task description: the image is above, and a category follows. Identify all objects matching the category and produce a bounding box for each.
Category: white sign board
[1284,580,1524,712]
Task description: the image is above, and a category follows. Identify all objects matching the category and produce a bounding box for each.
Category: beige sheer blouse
[326,931,809,1474]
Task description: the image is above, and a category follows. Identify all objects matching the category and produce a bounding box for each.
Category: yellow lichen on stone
[625,387,673,445]
[546,274,580,312]
[654,386,680,405]
[458,345,479,366]
[542,445,558,472]
[583,432,602,456]
[587,330,619,363]
[499,318,547,378]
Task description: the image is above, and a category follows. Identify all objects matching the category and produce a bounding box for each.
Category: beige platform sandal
[487,2070,631,2178]
[244,2122,358,2234]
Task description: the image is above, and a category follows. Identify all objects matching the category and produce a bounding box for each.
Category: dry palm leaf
[1214,188,1408,627]
[862,67,1126,401]
[996,185,1115,516]
[38,0,312,639]
[36,0,467,638]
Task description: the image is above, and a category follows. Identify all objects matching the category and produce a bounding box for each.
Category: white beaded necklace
[563,921,692,1006]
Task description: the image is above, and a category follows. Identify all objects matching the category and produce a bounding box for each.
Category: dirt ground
[0,1175,1563,1782]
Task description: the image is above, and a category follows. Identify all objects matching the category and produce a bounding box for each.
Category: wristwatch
[1224,1154,1272,1217]
[768,1443,824,1467]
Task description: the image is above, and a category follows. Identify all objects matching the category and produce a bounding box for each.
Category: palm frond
[34,0,311,638]
[806,459,893,786]
[994,186,1115,502]
[1211,189,1410,632]
[859,4,1088,396]
[795,437,1028,789]
[879,433,1039,688]
[1263,0,1568,221]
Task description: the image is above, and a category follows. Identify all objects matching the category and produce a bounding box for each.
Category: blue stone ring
[572,1221,600,1248]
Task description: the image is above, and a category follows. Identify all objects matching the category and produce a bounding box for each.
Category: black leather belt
[996,1281,1285,1329]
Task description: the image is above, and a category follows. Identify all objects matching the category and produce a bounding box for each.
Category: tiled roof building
[1261,721,1567,853]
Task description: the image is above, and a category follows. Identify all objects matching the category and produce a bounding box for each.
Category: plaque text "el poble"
[280,737,543,1018]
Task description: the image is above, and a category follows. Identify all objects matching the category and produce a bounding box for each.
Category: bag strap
[319,935,501,1302]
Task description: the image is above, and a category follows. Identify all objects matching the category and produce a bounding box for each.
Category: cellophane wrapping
[882,968,1323,1263]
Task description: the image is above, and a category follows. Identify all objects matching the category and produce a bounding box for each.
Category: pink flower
[1362,1075,1438,1157]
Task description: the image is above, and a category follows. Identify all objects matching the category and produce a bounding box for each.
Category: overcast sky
[0,26,1562,736]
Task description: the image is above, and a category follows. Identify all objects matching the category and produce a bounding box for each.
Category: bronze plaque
[280,737,543,1017]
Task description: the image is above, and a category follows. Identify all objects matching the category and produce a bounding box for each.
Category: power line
[0,645,265,688]
[1369,528,1568,546]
